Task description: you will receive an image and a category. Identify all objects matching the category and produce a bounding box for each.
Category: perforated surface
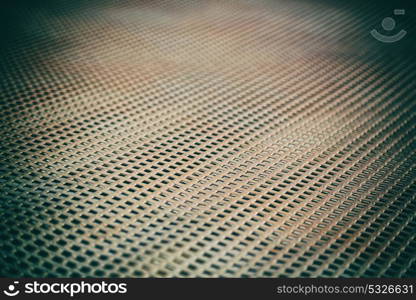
[0,0,416,277]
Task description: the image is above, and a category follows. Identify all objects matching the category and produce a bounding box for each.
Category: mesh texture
[0,0,415,277]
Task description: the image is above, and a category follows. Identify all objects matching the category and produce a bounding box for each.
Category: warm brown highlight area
[0,0,415,277]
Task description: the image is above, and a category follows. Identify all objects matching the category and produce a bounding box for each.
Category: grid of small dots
[0,0,415,277]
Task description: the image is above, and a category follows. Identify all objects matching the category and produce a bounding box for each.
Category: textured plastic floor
[0,0,415,277]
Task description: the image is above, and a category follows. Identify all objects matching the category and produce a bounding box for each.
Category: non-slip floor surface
[0,0,415,277]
